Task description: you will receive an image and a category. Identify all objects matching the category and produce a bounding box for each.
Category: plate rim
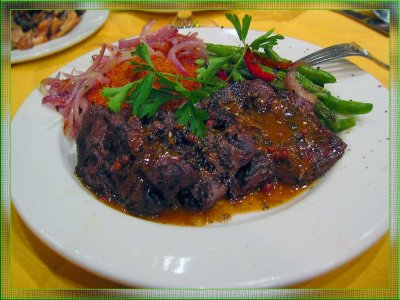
[11,27,389,288]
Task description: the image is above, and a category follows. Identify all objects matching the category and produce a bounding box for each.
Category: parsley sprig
[225,13,252,44]
[225,13,284,50]
[221,14,284,82]
[101,42,225,138]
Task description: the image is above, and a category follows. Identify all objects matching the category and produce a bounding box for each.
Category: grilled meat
[76,79,346,216]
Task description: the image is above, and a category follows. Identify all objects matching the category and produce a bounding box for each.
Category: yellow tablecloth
[10,10,390,289]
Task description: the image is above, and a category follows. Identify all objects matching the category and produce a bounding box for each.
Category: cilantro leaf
[240,15,252,42]
[173,81,187,95]
[186,89,210,104]
[130,60,153,73]
[173,81,210,103]
[176,101,209,138]
[126,73,155,115]
[250,28,284,51]
[131,42,154,69]
[197,56,233,83]
[157,73,180,90]
[138,89,180,118]
[250,28,274,49]
[202,82,226,94]
[225,13,252,43]
[225,14,241,38]
[102,82,136,112]
[102,42,213,139]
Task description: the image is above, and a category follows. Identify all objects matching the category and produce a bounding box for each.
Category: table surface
[10,9,390,289]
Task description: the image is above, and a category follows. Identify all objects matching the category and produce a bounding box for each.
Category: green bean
[206,44,337,85]
[232,53,244,64]
[267,65,334,96]
[264,70,293,91]
[205,42,370,121]
[207,43,287,64]
[270,78,286,90]
[314,101,356,132]
[268,70,326,95]
[297,73,373,115]
[231,70,246,81]
[274,70,329,97]
[275,70,286,80]
[296,72,327,94]
[318,93,373,115]
[335,117,357,130]
[314,100,337,122]
[297,65,336,85]
[236,67,256,79]
[236,58,249,70]
[267,70,359,131]
[263,47,289,63]
[259,64,275,74]
[205,43,241,57]
[223,62,256,79]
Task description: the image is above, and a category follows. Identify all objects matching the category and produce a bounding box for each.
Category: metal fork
[296,42,389,70]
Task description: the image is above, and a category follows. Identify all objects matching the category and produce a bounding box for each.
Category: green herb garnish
[101,13,369,138]
[176,101,209,138]
[102,42,218,138]
[225,13,252,44]
[102,82,137,113]
[197,56,235,83]
[126,73,155,115]
[250,28,284,51]
[101,14,276,137]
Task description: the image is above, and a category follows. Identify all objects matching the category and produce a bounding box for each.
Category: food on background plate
[12,10,85,50]
[40,14,373,225]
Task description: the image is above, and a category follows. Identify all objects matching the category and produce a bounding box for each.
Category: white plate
[11,10,109,64]
[11,28,389,288]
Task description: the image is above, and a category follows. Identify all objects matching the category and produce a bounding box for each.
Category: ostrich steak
[75,79,347,216]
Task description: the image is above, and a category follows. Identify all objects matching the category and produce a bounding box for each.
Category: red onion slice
[119,25,178,50]
[285,64,317,104]
[168,40,206,76]
[140,20,156,43]
[41,24,207,139]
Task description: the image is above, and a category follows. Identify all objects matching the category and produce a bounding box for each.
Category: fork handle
[366,55,389,70]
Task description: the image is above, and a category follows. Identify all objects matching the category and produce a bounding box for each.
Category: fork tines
[297,43,366,65]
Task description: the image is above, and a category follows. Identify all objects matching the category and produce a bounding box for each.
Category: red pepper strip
[253,52,294,70]
[216,69,228,81]
[244,48,276,82]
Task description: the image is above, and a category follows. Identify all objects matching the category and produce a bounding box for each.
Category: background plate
[11,10,109,64]
[11,28,389,288]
